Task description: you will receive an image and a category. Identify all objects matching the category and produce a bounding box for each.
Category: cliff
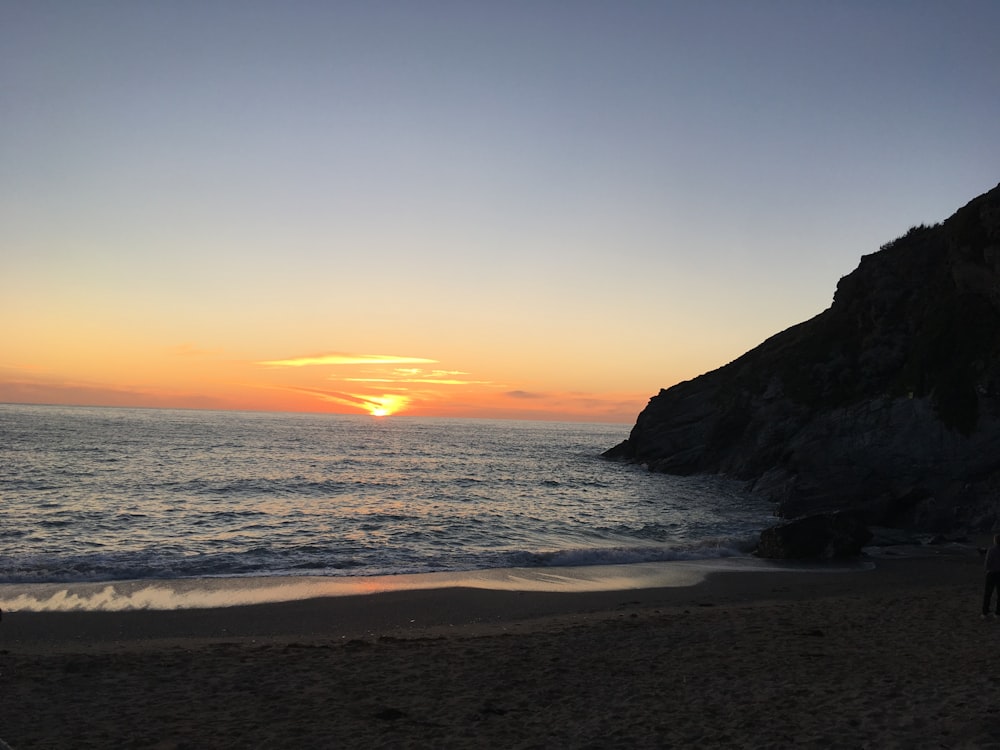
[605,183,1000,531]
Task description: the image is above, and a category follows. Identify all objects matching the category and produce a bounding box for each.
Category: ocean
[0,404,778,610]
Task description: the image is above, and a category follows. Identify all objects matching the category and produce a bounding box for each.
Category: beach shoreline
[0,555,874,617]
[2,550,998,748]
[0,553,962,649]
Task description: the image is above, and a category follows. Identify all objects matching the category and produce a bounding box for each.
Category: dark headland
[606,182,1000,533]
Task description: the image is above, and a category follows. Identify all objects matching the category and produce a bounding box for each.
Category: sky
[2,1,999,423]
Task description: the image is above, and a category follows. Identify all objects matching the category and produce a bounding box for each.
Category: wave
[0,534,760,586]
[506,536,757,568]
[164,476,358,498]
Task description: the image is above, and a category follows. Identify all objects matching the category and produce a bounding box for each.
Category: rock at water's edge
[756,512,873,560]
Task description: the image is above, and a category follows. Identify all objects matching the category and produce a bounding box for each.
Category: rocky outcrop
[606,183,1000,532]
[756,511,872,560]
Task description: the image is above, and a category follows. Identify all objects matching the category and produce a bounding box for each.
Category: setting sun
[365,394,409,417]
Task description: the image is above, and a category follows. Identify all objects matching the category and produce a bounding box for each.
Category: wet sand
[1,552,998,749]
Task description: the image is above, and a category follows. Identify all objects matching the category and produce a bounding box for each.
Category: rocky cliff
[605,183,1000,531]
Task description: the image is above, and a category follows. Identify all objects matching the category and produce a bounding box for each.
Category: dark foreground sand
[2,552,999,749]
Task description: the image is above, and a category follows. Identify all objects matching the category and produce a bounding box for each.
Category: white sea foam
[0,558,877,612]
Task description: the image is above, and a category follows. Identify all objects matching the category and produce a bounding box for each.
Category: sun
[364,394,408,417]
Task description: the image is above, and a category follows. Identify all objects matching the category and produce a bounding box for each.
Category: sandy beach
[2,551,999,749]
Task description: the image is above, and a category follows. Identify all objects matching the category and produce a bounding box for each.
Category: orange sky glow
[3,4,996,424]
[0,347,655,423]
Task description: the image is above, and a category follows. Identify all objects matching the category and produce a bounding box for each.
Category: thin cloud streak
[0,379,231,411]
[277,385,411,414]
[279,386,375,407]
[343,378,491,386]
[257,353,438,368]
[336,366,491,387]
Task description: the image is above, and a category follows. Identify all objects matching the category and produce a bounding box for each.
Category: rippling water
[0,404,775,584]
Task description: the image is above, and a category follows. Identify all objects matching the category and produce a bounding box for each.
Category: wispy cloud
[282,386,375,407]
[0,379,230,410]
[392,368,469,377]
[0,362,49,374]
[344,377,490,386]
[257,353,438,368]
[340,367,490,387]
[279,385,411,415]
[506,390,544,399]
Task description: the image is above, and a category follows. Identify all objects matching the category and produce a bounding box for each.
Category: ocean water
[0,404,778,607]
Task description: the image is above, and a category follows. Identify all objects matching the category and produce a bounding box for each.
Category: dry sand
[2,552,999,749]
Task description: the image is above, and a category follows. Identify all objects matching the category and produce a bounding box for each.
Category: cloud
[343,377,490,386]
[506,390,545,399]
[392,368,469,377]
[0,379,230,410]
[280,385,411,414]
[257,353,438,368]
[339,367,489,387]
[280,386,379,408]
[0,362,49,373]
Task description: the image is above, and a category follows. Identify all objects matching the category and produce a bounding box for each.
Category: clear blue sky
[2,1,998,420]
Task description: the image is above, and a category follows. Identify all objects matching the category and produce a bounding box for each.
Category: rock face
[605,183,1000,532]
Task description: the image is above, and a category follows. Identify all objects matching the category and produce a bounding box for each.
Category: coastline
[0,555,871,615]
[2,551,996,748]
